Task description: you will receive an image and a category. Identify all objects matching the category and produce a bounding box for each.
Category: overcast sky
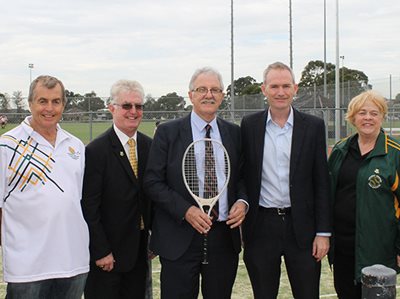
[1,0,399,99]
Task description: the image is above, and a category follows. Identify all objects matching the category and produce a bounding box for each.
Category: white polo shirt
[0,116,90,283]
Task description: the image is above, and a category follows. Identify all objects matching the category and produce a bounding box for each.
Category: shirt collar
[113,124,137,146]
[22,116,68,144]
[267,106,294,127]
[191,111,218,133]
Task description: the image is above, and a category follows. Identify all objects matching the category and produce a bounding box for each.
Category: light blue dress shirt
[259,108,293,208]
[190,112,228,221]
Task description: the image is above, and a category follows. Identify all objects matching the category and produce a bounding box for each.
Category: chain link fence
[1,79,400,145]
[2,107,400,147]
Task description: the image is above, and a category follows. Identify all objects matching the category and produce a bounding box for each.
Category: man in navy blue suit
[241,62,331,299]
[144,67,248,299]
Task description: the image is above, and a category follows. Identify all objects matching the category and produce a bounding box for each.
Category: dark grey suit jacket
[82,127,152,272]
[241,108,331,248]
[144,114,246,260]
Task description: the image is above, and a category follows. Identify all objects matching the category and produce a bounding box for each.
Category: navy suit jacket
[241,108,331,248]
[82,127,152,272]
[144,114,246,260]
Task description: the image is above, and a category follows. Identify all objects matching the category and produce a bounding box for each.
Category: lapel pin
[120,151,124,156]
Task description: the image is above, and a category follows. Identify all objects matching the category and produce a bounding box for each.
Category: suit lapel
[255,111,268,184]
[109,127,137,183]
[290,109,306,180]
[217,118,234,157]
[136,132,148,179]
[179,114,194,149]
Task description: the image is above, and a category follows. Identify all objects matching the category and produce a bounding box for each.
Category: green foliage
[12,91,25,112]
[298,60,369,91]
[0,93,11,112]
[226,76,262,97]
[157,92,185,111]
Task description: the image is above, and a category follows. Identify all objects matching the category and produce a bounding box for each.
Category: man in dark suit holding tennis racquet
[144,67,248,299]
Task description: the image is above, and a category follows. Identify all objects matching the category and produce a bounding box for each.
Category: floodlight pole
[289,0,293,69]
[29,63,34,84]
[335,0,340,142]
[323,0,327,98]
[340,55,345,105]
[230,0,235,122]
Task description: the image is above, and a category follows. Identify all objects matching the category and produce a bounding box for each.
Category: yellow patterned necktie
[127,138,144,230]
[127,138,138,177]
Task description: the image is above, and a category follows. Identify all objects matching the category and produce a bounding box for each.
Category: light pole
[323,0,327,98]
[28,63,34,84]
[340,55,345,105]
[289,0,293,69]
[335,0,340,142]
[230,0,235,122]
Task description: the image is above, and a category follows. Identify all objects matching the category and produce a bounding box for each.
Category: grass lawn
[0,120,157,144]
[0,252,339,299]
[150,256,338,299]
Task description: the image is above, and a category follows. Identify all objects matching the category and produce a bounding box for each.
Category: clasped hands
[184,201,246,234]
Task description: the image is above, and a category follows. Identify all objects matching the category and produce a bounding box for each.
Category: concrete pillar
[361,264,396,299]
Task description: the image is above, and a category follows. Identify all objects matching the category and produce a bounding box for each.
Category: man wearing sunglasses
[82,80,152,299]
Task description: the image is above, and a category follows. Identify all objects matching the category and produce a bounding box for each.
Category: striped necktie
[204,124,219,220]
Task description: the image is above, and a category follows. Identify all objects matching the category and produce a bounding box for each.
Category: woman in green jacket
[328,90,400,299]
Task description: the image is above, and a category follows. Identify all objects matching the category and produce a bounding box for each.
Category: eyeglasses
[192,87,223,96]
[113,103,144,111]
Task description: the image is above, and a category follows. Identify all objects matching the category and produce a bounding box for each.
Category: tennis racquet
[182,138,231,264]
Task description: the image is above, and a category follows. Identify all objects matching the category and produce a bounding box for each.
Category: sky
[1,0,399,99]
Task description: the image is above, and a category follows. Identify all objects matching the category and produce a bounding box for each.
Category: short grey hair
[263,62,296,85]
[28,75,66,104]
[189,67,224,91]
[109,80,145,104]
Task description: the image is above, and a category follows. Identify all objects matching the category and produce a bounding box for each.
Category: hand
[95,253,115,272]
[227,201,247,229]
[312,236,330,262]
[184,206,212,234]
[397,255,400,267]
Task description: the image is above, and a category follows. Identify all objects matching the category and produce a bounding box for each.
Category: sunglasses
[113,103,144,111]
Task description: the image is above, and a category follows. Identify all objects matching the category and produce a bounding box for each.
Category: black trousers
[159,221,238,299]
[244,209,321,299]
[333,251,362,299]
[84,232,148,299]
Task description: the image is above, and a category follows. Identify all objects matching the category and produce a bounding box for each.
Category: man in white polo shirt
[0,75,90,299]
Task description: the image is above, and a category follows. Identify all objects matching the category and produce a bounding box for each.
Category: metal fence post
[361,264,396,299]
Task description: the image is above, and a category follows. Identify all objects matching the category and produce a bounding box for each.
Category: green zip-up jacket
[328,131,400,281]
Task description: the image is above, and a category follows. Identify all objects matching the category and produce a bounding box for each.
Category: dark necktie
[204,124,219,219]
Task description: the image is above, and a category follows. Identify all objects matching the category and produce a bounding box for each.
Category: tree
[77,91,105,111]
[298,60,336,87]
[396,93,400,101]
[0,93,11,112]
[226,76,262,96]
[144,94,161,111]
[298,60,368,89]
[222,76,262,111]
[12,91,25,113]
[65,90,84,111]
[157,92,185,111]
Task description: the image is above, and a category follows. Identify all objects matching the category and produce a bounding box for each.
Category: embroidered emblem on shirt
[67,146,80,160]
[368,174,382,189]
